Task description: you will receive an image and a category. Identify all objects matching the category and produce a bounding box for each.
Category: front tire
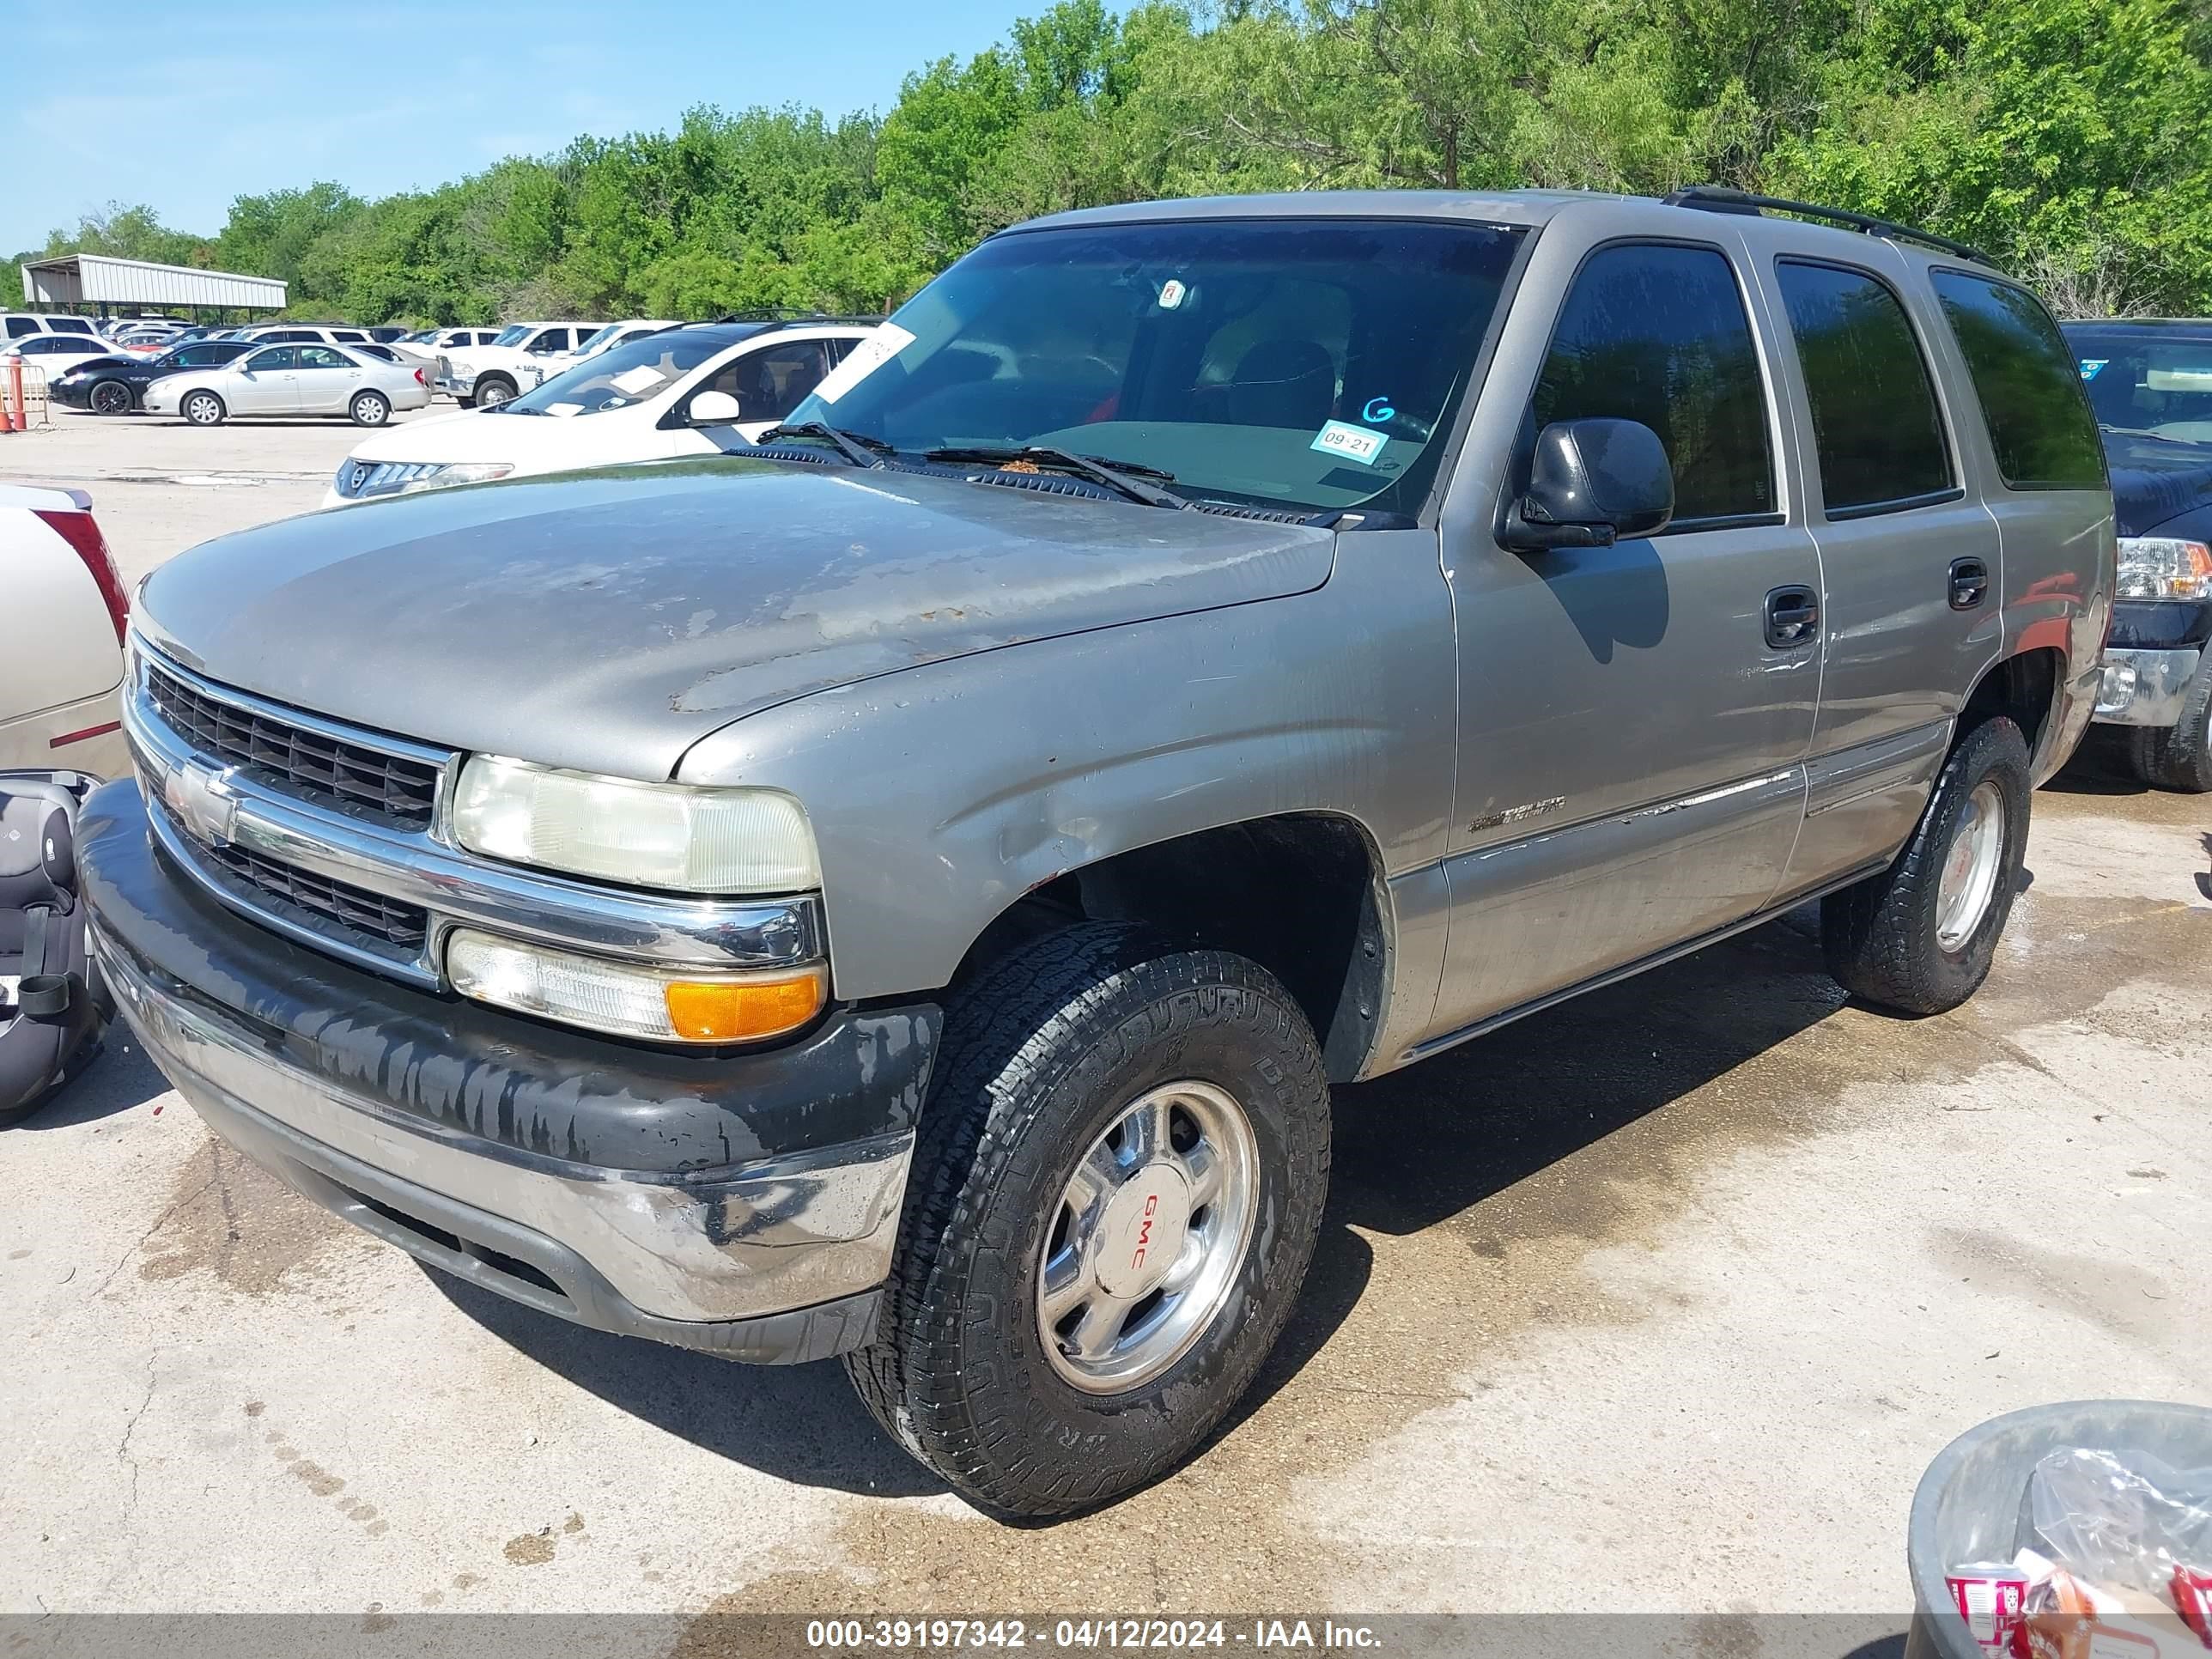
[2124,653,2212,793]
[473,376,514,410]
[349,390,391,427]
[846,924,1330,1518]
[90,380,131,415]
[1823,715,2032,1015]
[180,390,225,427]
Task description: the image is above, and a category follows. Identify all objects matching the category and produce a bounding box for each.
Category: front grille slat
[201,837,429,954]
[145,664,441,827]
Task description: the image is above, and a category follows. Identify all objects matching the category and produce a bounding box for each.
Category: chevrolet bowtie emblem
[164,760,238,848]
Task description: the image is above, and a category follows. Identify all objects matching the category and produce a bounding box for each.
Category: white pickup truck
[435,322,602,409]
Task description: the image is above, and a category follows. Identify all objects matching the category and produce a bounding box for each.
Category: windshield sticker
[2079,359,2109,380]
[1158,279,1188,310]
[544,402,584,417]
[611,365,664,394]
[1360,395,1395,424]
[811,322,917,404]
[1311,420,1387,465]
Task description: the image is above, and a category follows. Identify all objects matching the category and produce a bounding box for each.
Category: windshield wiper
[757,421,892,469]
[925,446,1188,509]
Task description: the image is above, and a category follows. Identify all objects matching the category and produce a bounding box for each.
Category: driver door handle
[1765,585,1820,649]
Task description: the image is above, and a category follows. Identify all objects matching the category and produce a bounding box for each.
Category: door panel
[1758,249,2002,892]
[1428,233,1819,1039]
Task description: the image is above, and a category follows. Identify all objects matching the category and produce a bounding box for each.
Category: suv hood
[138,456,1336,781]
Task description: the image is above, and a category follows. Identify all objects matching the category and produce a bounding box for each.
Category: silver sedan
[143,343,432,428]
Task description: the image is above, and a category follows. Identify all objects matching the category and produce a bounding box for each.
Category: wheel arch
[945,810,1395,1085]
[1958,645,2065,775]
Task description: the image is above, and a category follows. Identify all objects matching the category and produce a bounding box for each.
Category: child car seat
[0,771,108,1125]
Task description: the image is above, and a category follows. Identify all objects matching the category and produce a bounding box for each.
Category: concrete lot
[2,416,2208,1632]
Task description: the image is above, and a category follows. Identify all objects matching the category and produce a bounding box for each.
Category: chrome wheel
[1935,780,2005,951]
[1036,1080,1259,1395]
[182,392,222,426]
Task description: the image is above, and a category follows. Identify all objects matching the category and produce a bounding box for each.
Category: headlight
[339,459,514,499]
[452,755,820,894]
[2117,537,2212,599]
[447,929,826,1043]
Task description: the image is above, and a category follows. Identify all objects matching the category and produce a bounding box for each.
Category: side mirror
[1500,418,1674,553]
[688,389,743,426]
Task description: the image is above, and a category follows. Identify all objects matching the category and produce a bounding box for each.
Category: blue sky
[9,0,1035,256]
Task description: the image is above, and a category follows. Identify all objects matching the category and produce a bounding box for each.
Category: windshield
[505,329,734,415]
[2067,329,2212,446]
[491,324,531,348]
[786,217,1523,514]
[573,324,622,356]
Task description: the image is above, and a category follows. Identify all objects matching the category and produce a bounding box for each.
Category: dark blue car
[2063,319,2212,789]
[48,337,255,416]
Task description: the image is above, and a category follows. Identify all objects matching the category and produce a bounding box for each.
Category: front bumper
[77,779,940,1361]
[2094,647,2202,728]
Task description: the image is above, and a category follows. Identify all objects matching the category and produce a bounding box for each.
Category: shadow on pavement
[426,1269,947,1499]
[1218,904,1849,1434]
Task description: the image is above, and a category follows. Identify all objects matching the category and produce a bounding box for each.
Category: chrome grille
[144,663,441,825]
[199,836,429,954]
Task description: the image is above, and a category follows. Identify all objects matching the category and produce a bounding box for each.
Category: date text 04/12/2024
[804,1620,1384,1650]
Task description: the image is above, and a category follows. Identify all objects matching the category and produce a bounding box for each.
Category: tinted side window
[725,341,830,422]
[5,318,37,337]
[1534,243,1775,524]
[50,318,94,334]
[1776,260,1954,514]
[1929,271,2104,489]
[244,348,295,371]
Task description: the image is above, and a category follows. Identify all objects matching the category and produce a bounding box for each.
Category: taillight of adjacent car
[33,507,130,645]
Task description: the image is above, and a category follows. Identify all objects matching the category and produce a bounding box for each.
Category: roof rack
[709,307,883,325]
[1661,186,1997,268]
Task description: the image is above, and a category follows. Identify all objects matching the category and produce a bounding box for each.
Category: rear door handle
[1949,557,1990,610]
[1765,585,1820,649]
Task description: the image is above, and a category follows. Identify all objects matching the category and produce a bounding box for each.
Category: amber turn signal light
[664,966,828,1042]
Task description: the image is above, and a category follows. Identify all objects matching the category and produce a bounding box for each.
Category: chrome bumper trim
[2094,647,2201,728]
[97,915,911,1324]
[123,641,824,986]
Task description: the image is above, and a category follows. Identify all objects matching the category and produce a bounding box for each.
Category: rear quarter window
[1929,271,2105,489]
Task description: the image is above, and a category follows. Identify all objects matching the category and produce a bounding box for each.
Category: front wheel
[846,924,1330,1518]
[90,380,131,415]
[2125,653,2212,793]
[180,390,226,426]
[473,377,514,410]
[1823,715,2032,1015]
[349,390,391,427]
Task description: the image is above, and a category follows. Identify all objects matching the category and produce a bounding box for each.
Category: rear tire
[1823,715,2032,1015]
[349,390,391,427]
[180,390,225,427]
[845,923,1331,1518]
[2124,653,2212,792]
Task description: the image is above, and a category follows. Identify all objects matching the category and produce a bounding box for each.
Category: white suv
[325,319,876,506]
[435,322,598,409]
[2,313,99,342]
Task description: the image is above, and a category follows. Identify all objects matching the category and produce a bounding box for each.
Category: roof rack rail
[1660,186,1997,268]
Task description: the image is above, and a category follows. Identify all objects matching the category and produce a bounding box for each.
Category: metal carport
[20,253,286,319]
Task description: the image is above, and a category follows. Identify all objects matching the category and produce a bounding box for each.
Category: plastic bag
[2031,1448,2212,1600]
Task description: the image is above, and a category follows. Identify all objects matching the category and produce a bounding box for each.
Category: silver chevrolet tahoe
[78,187,2113,1518]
